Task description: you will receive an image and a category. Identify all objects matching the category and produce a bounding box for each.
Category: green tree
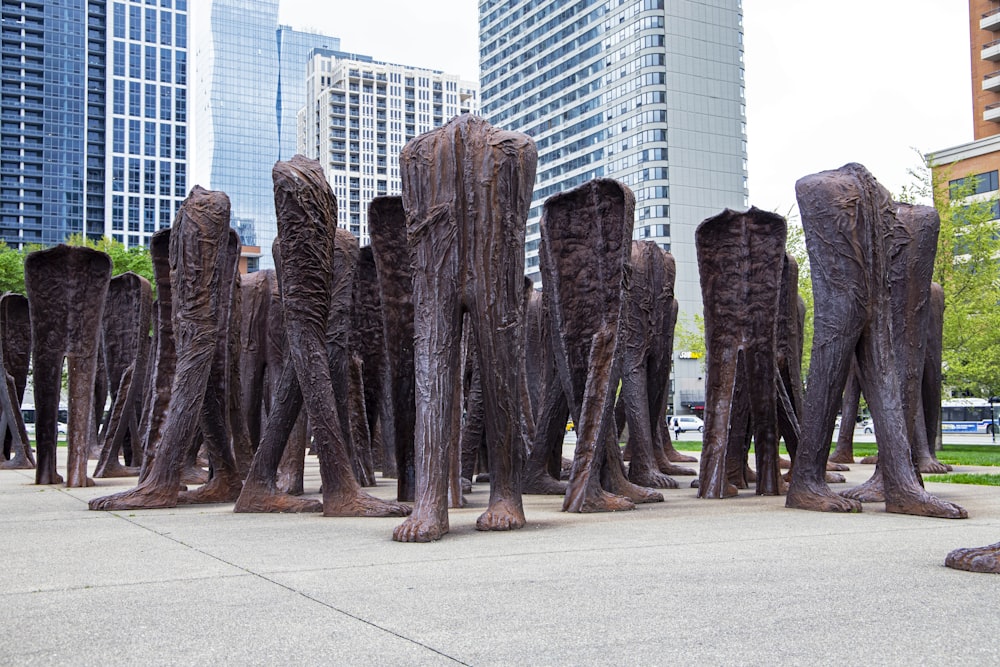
[0,242,25,294]
[784,221,814,379]
[918,159,1000,398]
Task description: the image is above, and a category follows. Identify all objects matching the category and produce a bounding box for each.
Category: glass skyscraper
[190,0,339,270]
[1,0,188,250]
[479,0,747,413]
[298,48,478,245]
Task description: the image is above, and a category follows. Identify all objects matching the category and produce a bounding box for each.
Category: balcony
[984,69,1000,92]
[983,7,1000,31]
[983,38,1000,61]
[984,101,1000,123]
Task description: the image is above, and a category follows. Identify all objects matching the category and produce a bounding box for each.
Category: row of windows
[113,41,186,84]
[949,170,999,198]
[112,80,186,121]
[483,43,603,111]
[111,156,184,197]
[111,193,180,234]
[111,118,185,159]
[481,0,604,66]
[483,18,604,90]
[114,2,187,48]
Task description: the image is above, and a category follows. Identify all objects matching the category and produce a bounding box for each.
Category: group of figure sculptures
[1,115,996,572]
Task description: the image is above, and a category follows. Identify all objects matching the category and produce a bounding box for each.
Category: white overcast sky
[279,0,972,216]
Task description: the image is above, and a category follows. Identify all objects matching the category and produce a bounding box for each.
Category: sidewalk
[2,448,999,666]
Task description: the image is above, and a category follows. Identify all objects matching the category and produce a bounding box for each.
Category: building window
[144,160,156,194]
[160,86,171,120]
[950,170,999,198]
[128,159,140,193]
[160,161,171,195]
[160,124,171,158]
[145,199,156,232]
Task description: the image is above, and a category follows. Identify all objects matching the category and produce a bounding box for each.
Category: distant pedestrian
[673,417,682,441]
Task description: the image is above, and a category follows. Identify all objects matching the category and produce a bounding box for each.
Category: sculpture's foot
[825,472,847,484]
[460,477,472,494]
[475,473,490,484]
[945,543,1000,573]
[828,449,854,465]
[826,461,850,472]
[665,448,697,463]
[36,469,64,485]
[475,498,526,532]
[840,475,884,503]
[607,476,663,504]
[324,490,412,517]
[571,488,636,514]
[234,485,322,513]
[393,511,448,542]
[89,483,178,511]
[786,482,862,513]
[659,462,696,476]
[94,461,140,478]
[779,457,791,470]
[522,471,568,495]
[66,474,96,488]
[178,473,243,505]
[917,458,952,474]
[181,466,209,486]
[885,490,967,519]
[628,465,678,490]
[860,455,879,465]
[0,457,34,470]
[560,457,572,480]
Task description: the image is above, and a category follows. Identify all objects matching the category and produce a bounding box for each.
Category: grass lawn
[924,473,1000,486]
[670,440,1000,467]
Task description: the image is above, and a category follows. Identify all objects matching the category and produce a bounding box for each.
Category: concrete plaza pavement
[2,445,999,666]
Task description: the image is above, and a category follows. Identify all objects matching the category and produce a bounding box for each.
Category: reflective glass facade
[190,1,339,269]
[480,0,747,411]
[299,49,478,245]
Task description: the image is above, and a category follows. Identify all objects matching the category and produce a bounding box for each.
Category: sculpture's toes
[786,484,862,513]
[826,461,850,472]
[659,462,696,476]
[918,459,952,474]
[666,451,697,463]
[885,490,967,519]
[859,455,879,465]
[460,477,473,494]
[945,543,1000,573]
[825,472,847,484]
[95,462,140,479]
[393,514,447,543]
[324,490,412,517]
[476,499,526,532]
[36,470,65,485]
[0,457,34,470]
[88,485,178,511]
[66,474,96,488]
[628,467,678,490]
[573,489,636,513]
[840,478,884,503]
[178,474,243,505]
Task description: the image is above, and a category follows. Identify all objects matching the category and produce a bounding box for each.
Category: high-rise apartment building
[479,0,747,413]
[190,0,339,270]
[0,0,188,250]
[298,49,478,245]
[108,0,189,249]
[930,1,1000,210]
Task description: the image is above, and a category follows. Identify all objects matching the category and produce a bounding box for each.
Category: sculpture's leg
[829,363,861,464]
[623,358,676,489]
[276,411,308,496]
[945,543,1000,574]
[94,367,139,477]
[523,375,570,494]
[31,349,65,485]
[271,157,408,520]
[916,283,950,473]
[392,218,462,542]
[90,188,230,510]
[0,372,33,469]
[368,196,415,497]
[235,360,320,512]
[347,354,376,486]
[458,333,483,502]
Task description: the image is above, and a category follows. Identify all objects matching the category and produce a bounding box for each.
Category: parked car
[861,418,875,434]
[669,415,704,433]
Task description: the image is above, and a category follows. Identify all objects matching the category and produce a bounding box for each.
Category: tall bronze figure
[786,163,966,519]
[392,115,535,542]
[25,245,111,487]
[0,293,32,470]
